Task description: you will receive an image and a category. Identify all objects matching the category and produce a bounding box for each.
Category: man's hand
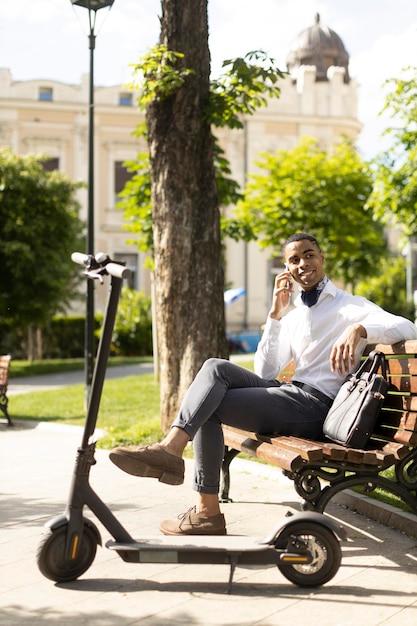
[268,272,293,321]
[330,324,367,376]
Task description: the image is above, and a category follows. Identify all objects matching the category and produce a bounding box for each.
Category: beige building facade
[0,15,362,342]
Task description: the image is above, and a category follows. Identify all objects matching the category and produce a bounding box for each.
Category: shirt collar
[295,275,333,307]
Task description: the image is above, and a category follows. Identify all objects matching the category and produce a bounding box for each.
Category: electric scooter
[37,252,347,593]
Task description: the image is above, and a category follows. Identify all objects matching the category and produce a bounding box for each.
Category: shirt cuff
[264,316,281,335]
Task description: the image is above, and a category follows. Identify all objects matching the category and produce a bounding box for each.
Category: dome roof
[286,13,350,83]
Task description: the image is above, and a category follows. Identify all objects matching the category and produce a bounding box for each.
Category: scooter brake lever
[83,252,111,283]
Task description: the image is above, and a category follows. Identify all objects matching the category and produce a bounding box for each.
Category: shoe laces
[177,506,196,528]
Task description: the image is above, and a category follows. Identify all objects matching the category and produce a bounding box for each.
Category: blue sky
[1,0,417,158]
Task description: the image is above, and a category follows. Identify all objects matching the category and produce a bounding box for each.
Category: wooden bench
[0,355,12,426]
[221,340,417,516]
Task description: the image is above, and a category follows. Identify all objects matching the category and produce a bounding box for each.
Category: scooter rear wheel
[275,521,341,587]
[37,522,98,583]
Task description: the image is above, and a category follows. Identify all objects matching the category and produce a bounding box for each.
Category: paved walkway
[2,364,417,624]
[1,418,417,625]
[7,363,153,396]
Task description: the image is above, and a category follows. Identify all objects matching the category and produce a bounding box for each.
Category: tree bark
[146,0,228,432]
[27,324,42,361]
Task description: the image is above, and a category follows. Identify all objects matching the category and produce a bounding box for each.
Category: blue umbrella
[224,287,246,305]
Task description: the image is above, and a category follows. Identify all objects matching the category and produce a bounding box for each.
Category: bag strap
[354,350,387,381]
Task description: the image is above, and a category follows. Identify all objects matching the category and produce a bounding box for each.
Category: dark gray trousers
[171,358,329,495]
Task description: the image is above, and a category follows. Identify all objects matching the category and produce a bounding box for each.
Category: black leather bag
[323,350,389,448]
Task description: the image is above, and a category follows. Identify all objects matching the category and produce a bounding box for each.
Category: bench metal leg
[220,447,240,502]
[289,457,417,516]
[0,394,12,426]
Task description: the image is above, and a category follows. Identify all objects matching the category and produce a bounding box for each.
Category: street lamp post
[71,0,114,404]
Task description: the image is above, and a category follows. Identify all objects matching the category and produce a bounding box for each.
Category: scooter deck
[108,534,267,551]
[106,535,307,566]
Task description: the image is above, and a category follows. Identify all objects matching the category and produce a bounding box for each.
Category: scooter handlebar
[71,252,132,280]
[71,252,89,266]
[105,263,131,280]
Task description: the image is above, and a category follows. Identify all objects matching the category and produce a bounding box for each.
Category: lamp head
[71,0,114,11]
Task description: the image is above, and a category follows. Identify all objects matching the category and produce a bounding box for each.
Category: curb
[1,419,106,439]
[333,490,417,538]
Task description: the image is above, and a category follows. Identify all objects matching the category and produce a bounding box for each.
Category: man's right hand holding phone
[268,270,293,321]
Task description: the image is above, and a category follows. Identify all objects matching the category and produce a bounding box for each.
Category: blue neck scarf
[301,276,328,307]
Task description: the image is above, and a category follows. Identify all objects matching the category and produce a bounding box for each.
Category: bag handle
[354,350,387,381]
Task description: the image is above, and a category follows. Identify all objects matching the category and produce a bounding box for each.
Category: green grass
[351,467,412,513]
[10,373,163,449]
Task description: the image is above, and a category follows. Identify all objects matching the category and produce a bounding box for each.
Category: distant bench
[0,355,12,426]
[221,341,417,517]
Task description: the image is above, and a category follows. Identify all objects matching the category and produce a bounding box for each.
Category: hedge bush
[0,287,153,359]
[112,287,153,356]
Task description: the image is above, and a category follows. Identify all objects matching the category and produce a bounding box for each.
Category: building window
[39,87,53,102]
[119,92,133,106]
[114,253,138,290]
[41,157,59,172]
[114,160,133,204]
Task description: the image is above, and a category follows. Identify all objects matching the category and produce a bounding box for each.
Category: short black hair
[283,233,321,255]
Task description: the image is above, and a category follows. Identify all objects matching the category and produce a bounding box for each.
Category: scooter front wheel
[275,521,341,587]
[37,522,98,583]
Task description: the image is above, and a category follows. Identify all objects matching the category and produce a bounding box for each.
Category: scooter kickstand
[227,554,238,594]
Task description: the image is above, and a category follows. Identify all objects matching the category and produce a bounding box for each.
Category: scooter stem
[82,273,123,448]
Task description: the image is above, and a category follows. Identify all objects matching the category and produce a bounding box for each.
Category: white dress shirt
[254,279,417,399]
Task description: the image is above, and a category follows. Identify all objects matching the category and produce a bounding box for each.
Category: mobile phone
[284,263,292,289]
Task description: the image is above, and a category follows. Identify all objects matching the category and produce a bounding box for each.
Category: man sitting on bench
[110,232,417,536]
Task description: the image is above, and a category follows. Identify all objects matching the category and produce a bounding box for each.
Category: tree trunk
[27,325,34,362]
[27,324,42,361]
[146,0,228,432]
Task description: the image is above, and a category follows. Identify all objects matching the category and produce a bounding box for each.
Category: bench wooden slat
[0,355,11,389]
[224,428,304,473]
[374,427,415,446]
[386,357,417,375]
[224,427,321,462]
[368,340,417,355]
[395,395,417,411]
[380,392,417,413]
[0,355,12,426]
[320,441,348,460]
[383,427,417,445]
[377,440,410,461]
[377,411,417,433]
[343,448,368,463]
[387,375,417,393]
[257,435,324,461]
[277,361,295,383]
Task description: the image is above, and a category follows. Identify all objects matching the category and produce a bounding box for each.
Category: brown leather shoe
[160,506,227,536]
[109,443,184,485]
